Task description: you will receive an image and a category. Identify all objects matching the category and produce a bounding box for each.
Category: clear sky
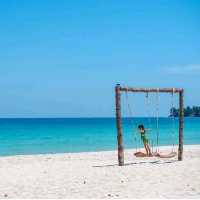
[0,0,200,117]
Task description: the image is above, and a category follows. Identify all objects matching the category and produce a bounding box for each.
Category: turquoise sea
[0,118,199,156]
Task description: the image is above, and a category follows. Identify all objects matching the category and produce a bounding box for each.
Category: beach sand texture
[0,145,199,198]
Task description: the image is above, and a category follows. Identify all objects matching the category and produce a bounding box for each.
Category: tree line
[170,106,200,117]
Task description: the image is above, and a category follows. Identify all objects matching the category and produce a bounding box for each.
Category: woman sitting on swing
[137,124,152,156]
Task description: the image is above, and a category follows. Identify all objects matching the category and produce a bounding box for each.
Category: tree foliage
[170,106,200,117]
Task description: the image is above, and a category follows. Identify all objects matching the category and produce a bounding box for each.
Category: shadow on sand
[93,160,177,168]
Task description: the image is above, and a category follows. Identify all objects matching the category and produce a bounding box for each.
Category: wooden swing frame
[115,84,184,166]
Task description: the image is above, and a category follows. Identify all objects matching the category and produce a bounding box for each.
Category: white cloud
[164,64,200,75]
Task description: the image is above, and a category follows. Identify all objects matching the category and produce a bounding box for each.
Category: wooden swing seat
[134,151,177,158]
[134,152,150,157]
[155,151,177,158]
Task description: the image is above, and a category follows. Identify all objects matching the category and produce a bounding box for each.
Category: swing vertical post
[115,84,124,166]
[178,90,184,161]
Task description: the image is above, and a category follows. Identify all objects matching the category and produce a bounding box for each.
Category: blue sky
[0,0,200,117]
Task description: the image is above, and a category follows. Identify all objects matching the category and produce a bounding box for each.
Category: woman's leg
[147,144,152,156]
[144,144,148,155]
[144,143,152,156]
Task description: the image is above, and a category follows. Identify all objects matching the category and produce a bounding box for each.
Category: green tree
[170,106,200,117]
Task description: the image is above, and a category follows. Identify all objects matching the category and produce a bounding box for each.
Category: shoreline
[1,144,200,159]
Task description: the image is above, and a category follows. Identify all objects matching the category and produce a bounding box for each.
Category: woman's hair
[138,124,145,130]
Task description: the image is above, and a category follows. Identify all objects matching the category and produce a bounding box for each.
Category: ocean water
[0,118,199,156]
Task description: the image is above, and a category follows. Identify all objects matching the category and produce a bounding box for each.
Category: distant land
[170,106,200,117]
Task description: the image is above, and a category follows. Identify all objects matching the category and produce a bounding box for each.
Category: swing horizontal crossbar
[119,87,183,93]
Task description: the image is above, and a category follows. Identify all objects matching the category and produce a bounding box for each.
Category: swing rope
[125,88,139,152]
[145,92,151,130]
[171,88,176,153]
[145,92,154,154]
[156,88,160,153]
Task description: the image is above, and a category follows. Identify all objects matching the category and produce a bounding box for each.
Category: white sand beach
[0,145,199,199]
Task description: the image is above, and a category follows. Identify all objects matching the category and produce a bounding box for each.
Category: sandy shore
[0,145,199,199]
